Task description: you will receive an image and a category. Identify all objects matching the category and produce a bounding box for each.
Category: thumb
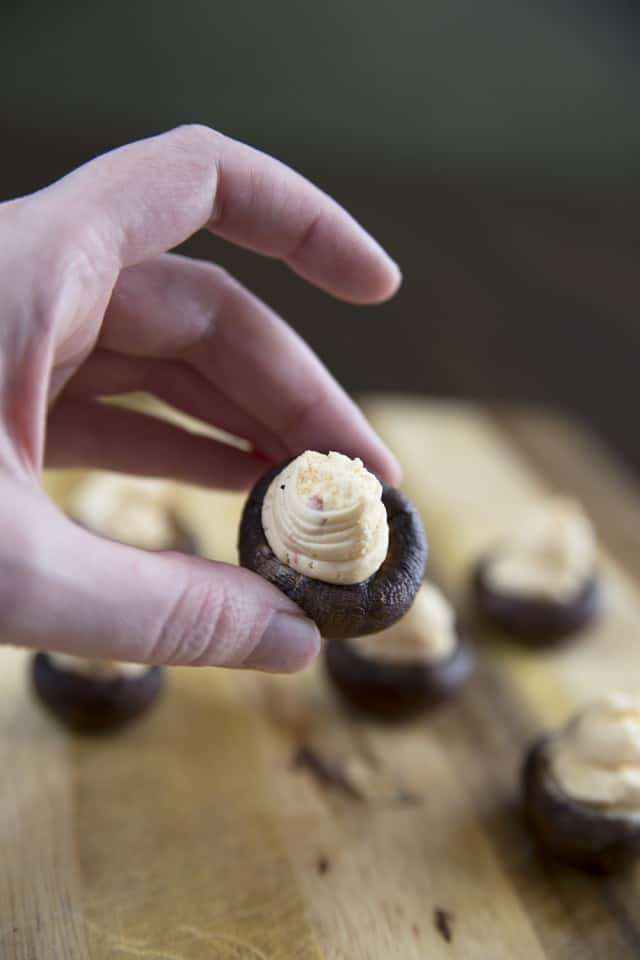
[0,486,320,672]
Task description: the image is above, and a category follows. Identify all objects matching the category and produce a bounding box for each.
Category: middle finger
[100,253,400,483]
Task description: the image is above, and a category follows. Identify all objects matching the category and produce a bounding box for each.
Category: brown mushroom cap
[522,736,640,872]
[31,653,165,734]
[238,460,427,640]
[472,557,600,645]
[324,629,474,721]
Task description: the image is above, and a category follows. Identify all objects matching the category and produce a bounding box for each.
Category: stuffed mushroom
[32,654,164,734]
[68,471,198,555]
[473,496,600,645]
[31,472,193,731]
[238,451,427,640]
[325,582,473,720]
[523,692,640,871]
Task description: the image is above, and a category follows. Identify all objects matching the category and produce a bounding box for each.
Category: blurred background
[3,1,640,467]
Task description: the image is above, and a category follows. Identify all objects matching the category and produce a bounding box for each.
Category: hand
[0,125,401,672]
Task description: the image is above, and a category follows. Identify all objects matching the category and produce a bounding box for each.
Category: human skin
[0,125,401,673]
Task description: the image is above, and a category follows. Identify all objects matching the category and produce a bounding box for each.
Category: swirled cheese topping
[49,654,150,678]
[69,473,177,551]
[351,583,457,662]
[485,496,595,601]
[261,451,389,585]
[550,692,640,812]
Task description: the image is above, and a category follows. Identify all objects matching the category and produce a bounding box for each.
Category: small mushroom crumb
[316,856,330,875]
[292,745,364,801]
[433,907,454,943]
[396,787,422,806]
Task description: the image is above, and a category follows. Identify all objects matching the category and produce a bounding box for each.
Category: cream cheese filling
[351,583,457,663]
[49,654,150,679]
[550,692,640,813]
[485,496,595,601]
[261,451,389,585]
[69,472,177,551]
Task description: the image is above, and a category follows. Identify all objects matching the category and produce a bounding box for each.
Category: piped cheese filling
[49,654,150,679]
[485,496,595,601]
[261,451,389,585]
[550,692,640,813]
[351,583,457,663]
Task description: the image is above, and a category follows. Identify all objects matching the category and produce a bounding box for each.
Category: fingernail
[390,258,403,282]
[245,612,321,673]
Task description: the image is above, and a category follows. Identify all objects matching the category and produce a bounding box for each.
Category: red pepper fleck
[308,494,324,510]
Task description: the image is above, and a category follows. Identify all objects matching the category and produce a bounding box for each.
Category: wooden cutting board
[3,397,640,959]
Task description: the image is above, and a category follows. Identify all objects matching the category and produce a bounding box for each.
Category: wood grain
[3,397,640,958]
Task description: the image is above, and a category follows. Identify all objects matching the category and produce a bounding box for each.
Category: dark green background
[3,2,640,467]
[5,1,640,179]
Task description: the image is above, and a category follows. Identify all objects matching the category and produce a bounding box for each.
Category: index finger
[48,125,401,305]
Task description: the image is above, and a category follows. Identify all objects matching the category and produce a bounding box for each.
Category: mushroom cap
[472,557,600,645]
[238,460,427,640]
[31,653,165,734]
[324,628,474,720]
[522,736,640,872]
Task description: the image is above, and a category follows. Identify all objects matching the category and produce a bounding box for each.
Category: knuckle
[171,123,222,155]
[203,264,244,318]
[166,124,225,226]
[152,578,254,666]
[37,240,117,340]
[192,261,236,302]
[180,262,239,353]
[204,262,234,289]
[12,191,118,336]
[57,239,117,293]
[0,197,109,338]
[24,186,108,269]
